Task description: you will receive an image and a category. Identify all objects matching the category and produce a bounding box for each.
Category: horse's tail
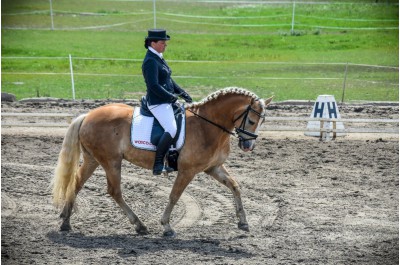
[51,114,86,209]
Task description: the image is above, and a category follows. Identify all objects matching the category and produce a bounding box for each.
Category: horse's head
[233,96,273,152]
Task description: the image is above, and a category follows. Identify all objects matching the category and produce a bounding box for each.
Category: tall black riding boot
[153,132,174,175]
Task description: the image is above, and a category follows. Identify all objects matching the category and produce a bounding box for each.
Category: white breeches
[148,103,177,138]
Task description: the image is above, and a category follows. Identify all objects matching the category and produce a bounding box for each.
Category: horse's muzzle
[238,139,255,152]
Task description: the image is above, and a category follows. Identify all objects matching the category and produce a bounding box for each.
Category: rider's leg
[148,103,177,175]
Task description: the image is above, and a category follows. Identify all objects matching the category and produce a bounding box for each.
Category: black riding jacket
[142,50,186,105]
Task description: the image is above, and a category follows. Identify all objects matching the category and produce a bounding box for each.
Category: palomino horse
[52,87,273,237]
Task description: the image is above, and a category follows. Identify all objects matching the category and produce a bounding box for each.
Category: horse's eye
[248,119,255,125]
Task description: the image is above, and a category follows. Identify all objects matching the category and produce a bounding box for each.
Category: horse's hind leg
[103,161,148,235]
[205,164,249,232]
[60,151,99,231]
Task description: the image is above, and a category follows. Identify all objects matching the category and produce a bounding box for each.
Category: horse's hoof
[136,226,149,235]
[238,222,250,232]
[60,223,71,232]
[163,230,176,238]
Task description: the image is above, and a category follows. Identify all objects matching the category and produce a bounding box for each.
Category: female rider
[142,29,193,175]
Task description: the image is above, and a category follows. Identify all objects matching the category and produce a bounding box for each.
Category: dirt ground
[1,100,399,264]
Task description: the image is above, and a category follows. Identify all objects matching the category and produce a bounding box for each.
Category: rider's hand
[171,95,178,103]
[180,93,193,103]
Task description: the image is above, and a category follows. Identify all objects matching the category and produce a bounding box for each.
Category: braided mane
[186,87,259,109]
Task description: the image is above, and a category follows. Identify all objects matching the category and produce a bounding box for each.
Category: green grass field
[2,0,399,102]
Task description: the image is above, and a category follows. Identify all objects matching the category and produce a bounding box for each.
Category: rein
[187,103,265,141]
[187,109,235,136]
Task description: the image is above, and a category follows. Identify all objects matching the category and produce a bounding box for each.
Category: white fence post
[69,54,76,100]
[153,0,156,28]
[341,62,349,104]
[49,0,54,30]
[291,1,296,35]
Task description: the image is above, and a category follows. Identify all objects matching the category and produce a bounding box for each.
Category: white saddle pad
[131,107,185,151]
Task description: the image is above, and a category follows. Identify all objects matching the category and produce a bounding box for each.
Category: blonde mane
[187,87,259,109]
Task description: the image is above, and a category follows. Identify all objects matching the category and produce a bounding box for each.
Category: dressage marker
[304,95,345,140]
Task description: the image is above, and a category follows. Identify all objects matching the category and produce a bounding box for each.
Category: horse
[51,87,273,237]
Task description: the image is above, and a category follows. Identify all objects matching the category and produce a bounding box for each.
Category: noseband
[188,102,265,141]
[233,104,265,142]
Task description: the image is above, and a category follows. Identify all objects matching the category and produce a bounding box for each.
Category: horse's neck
[198,95,249,133]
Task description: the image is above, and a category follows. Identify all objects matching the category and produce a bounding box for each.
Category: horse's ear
[264,96,274,106]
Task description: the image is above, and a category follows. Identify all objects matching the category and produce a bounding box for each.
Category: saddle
[130,97,185,170]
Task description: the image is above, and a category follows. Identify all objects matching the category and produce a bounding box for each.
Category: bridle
[233,104,265,141]
[187,100,265,142]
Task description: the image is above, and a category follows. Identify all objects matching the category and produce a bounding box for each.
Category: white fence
[2,1,398,101]
[264,116,399,140]
[1,113,398,140]
[2,55,398,101]
[2,1,398,31]
[1,112,74,127]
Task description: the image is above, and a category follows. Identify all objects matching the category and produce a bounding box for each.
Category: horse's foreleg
[205,165,249,232]
[161,171,195,237]
[60,152,99,231]
[104,162,148,235]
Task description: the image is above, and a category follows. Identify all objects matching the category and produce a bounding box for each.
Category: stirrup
[153,167,164,176]
[164,165,174,173]
[153,165,174,176]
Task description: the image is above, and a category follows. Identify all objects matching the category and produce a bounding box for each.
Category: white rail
[1,113,398,138]
[266,117,398,123]
[2,122,71,127]
[1,112,75,127]
[263,126,398,134]
[263,116,399,140]
[1,113,74,117]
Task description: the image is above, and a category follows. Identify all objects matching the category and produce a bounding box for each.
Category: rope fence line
[2,56,398,69]
[4,23,397,31]
[3,55,398,83]
[295,24,398,30]
[4,11,398,22]
[2,10,154,16]
[3,71,398,87]
[2,55,398,100]
[189,1,396,4]
[3,1,398,31]
[3,72,398,87]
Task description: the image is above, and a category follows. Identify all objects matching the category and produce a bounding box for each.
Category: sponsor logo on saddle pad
[130,107,185,151]
[134,140,153,146]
